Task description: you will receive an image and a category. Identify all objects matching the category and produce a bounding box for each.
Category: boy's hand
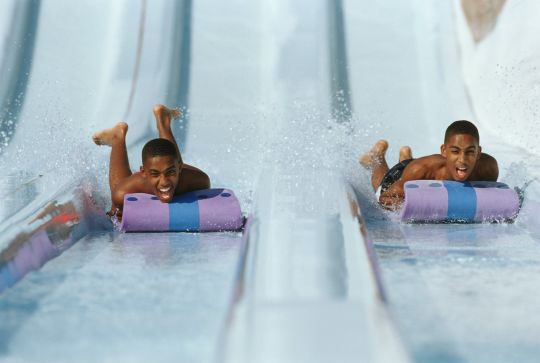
[107,207,122,219]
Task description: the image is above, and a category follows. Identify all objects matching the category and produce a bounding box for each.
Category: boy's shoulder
[408,154,446,169]
[174,163,211,195]
[473,152,499,181]
[405,154,447,180]
[479,152,497,163]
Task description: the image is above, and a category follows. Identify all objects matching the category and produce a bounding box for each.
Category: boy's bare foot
[92,122,128,146]
[359,140,389,168]
[153,104,182,130]
[399,146,412,162]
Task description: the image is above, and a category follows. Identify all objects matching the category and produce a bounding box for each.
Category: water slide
[1,0,540,362]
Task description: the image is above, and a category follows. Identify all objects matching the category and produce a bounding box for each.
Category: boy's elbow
[112,189,126,208]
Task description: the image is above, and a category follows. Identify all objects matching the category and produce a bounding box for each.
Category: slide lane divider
[341,183,387,302]
[339,182,411,362]
[218,181,410,363]
[326,0,353,123]
[0,0,40,154]
[122,0,147,121]
[215,215,253,362]
[165,0,192,149]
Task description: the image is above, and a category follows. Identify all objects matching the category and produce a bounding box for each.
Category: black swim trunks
[379,159,413,193]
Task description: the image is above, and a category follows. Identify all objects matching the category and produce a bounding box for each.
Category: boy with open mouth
[360,120,499,210]
[92,104,210,220]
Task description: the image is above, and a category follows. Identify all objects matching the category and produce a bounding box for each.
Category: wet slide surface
[344,1,540,362]
[0,1,249,361]
[0,231,242,362]
[367,218,540,363]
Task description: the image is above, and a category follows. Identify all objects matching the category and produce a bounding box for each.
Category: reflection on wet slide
[0,1,248,362]
[366,217,540,363]
[344,1,540,362]
[0,231,243,363]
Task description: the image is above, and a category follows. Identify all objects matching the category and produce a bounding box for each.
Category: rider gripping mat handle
[120,188,243,232]
[401,180,520,223]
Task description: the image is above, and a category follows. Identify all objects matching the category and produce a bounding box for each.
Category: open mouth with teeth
[156,186,173,202]
[455,166,468,180]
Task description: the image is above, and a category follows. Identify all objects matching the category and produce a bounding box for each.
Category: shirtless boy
[92,104,210,219]
[360,120,499,210]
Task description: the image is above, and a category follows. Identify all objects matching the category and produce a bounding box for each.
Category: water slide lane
[370,221,540,363]
[0,231,243,362]
[0,1,246,362]
[344,1,540,362]
[0,0,194,287]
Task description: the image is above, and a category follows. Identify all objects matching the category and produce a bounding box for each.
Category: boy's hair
[141,138,182,164]
[444,120,480,144]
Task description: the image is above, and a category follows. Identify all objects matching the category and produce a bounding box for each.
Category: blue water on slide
[1,1,540,362]
[0,232,242,362]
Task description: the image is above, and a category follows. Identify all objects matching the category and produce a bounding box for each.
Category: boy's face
[141,155,182,203]
[440,133,481,181]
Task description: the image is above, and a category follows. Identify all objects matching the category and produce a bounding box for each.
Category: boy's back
[401,153,498,182]
[360,120,499,209]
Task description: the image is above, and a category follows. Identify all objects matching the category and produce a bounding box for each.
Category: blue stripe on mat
[169,198,200,231]
[443,181,477,221]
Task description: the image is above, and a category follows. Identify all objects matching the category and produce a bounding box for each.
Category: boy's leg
[153,104,211,191]
[153,104,182,157]
[399,146,412,162]
[92,122,132,193]
[360,140,390,192]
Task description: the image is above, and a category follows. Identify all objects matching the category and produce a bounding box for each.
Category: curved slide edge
[0,176,111,294]
[0,0,40,153]
[0,0,192,172]
[219,181,410,363]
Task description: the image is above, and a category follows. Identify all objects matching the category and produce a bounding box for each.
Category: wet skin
[379,134,498,209]
[93,104,211,219]
[440,133,481,181]
[110,158,210,217]
[141,155,182,203]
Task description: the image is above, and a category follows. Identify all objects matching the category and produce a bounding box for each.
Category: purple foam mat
[400,180,520,223]
[120,188,244,232]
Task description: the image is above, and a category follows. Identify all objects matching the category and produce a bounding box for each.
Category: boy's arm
[379,162,429,210]
[111,174,153,212]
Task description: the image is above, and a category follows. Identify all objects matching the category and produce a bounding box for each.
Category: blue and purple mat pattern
[120,188,244,232]
[401,180,520,223]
